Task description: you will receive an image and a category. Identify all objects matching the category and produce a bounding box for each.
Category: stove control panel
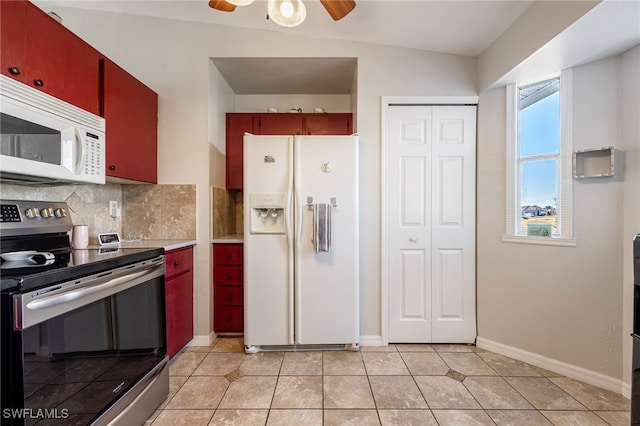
[0,200,73,237]
[1,204,21,222]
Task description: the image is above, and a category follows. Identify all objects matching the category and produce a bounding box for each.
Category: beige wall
[477,53,638,389]
[22,3,638,391]
[48,6,476,343]
[622,45,640,389]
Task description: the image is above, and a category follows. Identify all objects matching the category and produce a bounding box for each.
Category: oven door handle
[15,258,165,330]
[26,264,162,311]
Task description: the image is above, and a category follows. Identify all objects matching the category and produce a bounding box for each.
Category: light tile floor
[145,337,630,425]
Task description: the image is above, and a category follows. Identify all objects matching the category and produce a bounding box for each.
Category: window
[504,70,575,246]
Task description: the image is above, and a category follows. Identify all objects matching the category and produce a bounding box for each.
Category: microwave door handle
[74,129,85,174]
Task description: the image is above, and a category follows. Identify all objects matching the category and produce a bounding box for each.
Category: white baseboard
[359,335,384,347]
[189,332,216,347]
[476,337,627,396]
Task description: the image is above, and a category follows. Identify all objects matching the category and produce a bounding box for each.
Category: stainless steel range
[0,199,168,425]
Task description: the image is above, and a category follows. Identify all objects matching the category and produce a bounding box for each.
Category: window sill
[502,235,577,247]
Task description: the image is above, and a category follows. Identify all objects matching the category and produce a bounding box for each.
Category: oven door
[1,257,167,425]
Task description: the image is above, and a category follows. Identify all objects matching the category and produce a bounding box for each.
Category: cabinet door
[165,270,194,359]
[0,1,27,83]
[103,58,158,183]
[226,114,254,190]
[256,114,303,135]
[60,32,101,115]
[25,4,69,105]
[303,113,352,135]
[1,1,100,115]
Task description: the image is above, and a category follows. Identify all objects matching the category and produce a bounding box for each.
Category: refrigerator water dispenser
[249,193,286,234]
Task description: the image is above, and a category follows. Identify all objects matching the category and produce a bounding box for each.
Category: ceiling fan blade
[208,0,237,12]
[320,0,356,21]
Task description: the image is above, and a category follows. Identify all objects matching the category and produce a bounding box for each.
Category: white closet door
[430,105,476,343]
[387,105,433,342]
[387,105,476,343]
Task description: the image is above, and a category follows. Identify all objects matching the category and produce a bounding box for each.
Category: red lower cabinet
[213,243,243,333]
[165,246,194,358]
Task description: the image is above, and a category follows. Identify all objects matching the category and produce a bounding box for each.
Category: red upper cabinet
[1,1,27,81]
[225,112,353,190]
[0,0,100,115]
[102,58,158,183]
[226,113,255,191]
[255,114,303,135]
[303,113,352,135]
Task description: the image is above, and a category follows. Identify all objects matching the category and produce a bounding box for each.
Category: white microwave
[0,75,105,185]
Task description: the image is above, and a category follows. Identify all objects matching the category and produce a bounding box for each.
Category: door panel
[430,106,476,343]
[437,156,464,227]
[400,249,428,318]
[388,106,432,342]
[294,135,359,345]
[401,157,427,226]
[243,135,293,346]
[387,105,476,344]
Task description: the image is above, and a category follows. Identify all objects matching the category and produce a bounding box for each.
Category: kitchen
[0,0,638,424]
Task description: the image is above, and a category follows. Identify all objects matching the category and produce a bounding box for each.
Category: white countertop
[212,234,244,244]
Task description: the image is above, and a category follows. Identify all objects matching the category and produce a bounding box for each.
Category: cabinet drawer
[214,266,243,285]
[213,244,243,265]
[165,246,193,279]
[215,307,243,333]
[215,286,243,306]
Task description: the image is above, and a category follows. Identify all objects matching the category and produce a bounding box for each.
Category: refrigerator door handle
[293,136,303,344]
[287,136,296,345]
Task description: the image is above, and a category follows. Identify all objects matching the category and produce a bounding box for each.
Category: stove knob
[25,207,40,219]
[40,208,53,218]
[54,208,67,218]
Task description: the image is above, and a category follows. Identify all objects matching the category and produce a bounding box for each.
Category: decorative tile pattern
[144,338,631,425]
[122,184,196,240]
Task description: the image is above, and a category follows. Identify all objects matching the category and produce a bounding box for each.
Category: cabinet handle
[226,295,232,301]
[174,261,180,267]
[296,131,301,135]
[109,165,116,171]
[226,252,233,259]
[33,79,44,87]
[307,131,311,135]
[8,66,21,76]
[226,315,232,322]
[227,273,232,280]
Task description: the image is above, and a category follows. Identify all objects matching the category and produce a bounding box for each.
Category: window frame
[503,69,576,247]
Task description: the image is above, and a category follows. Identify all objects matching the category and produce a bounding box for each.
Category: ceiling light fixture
[226,0,255,5]
[208,0,355,28]
[268,0,306,27]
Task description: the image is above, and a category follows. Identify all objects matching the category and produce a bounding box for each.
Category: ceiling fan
[208,0,356,27]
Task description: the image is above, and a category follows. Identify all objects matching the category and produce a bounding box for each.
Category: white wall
[477,52,638,390]
[48,6,476,343]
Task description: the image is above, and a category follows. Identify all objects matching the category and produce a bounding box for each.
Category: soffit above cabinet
[211,57,356,95]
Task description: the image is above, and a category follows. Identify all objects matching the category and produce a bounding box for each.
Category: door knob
[409,236,418,242]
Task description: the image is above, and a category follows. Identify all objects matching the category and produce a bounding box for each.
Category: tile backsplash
[211,187,243,238]
[123,184,196,240]
[0,183,196,244]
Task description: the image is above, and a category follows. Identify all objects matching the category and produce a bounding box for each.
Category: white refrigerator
[243,134,359,352]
